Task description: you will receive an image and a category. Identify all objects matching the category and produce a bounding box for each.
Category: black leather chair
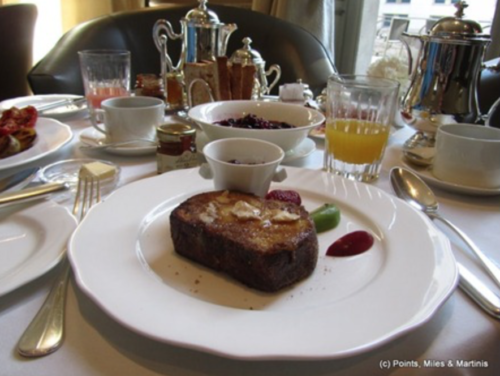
[479,58,500,126]
[0,3,37,101]
[28,5,336,97]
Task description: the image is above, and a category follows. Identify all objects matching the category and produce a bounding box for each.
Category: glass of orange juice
[324,75,399,182]
[78,50,131,130]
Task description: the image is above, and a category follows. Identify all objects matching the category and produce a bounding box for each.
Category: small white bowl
[199,138,287,197]
[188,100,325,153]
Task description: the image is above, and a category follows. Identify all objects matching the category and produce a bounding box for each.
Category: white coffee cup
[93,96,165,143]
[432,124,500,188]
[199,138,287,197]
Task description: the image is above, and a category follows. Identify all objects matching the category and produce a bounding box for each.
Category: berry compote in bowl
[188,100,325,153]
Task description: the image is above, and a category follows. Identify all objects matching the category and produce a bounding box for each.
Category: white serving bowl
[188,100,325,152]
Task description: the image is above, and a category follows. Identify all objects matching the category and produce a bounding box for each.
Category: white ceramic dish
[0,201,77,296]
[0,94,87,120]
[196,131,316,163]
[188,100,325,153]
[69,167,457,360]
[79,127,156,156]
[0,118,73,171]
[386,144,500,196]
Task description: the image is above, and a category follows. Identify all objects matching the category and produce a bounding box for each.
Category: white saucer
[196,131,316,163]
[80,127,156,156]
[282,137,316,162]
[0,201,77,296]
[386,144,500,196]
[0,94,87,120]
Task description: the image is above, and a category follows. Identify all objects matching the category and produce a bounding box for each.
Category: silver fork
[17,175,102,357]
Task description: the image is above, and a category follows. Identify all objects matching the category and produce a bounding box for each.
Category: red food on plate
[0,106,38,158]
[0,106,38,136]
[326,230,374,257]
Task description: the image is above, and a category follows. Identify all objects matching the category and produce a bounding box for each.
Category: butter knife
[0,182,69,206]
[36,97,86,113]
[0,167,39,193]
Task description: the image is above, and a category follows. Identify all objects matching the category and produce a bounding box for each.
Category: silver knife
[458,263,500,319]
[0,182,69,206]
[0,167,40,193]
[36,97,86,113]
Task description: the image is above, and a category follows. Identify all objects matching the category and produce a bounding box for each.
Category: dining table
[1,110,499,376]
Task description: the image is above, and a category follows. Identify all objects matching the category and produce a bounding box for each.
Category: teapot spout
[219,23,237,56]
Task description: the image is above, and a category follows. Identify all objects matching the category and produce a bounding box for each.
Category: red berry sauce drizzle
[326,231,374,257]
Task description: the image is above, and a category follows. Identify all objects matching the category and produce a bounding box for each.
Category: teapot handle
[265,64,281,95]
[401,32,425,77]
[188,78,215,108]
[153,19,185,72]
[485,96,500,126]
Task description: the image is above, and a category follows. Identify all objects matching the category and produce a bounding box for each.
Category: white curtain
[251,0,335,63]
[486,0,500,60]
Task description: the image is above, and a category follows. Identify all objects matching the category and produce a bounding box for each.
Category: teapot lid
[184,0,221,26]
[230,37,264,65]
[429,1,488,39]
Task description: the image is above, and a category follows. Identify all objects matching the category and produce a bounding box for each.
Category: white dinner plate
[309,123,325,139]
[196,131,316,163]
[386,144,500,196]
[69,167,457,360]
[79,127,156,156]
[0,94,87,120]
[0,118,73,171]
[0,201,77,296]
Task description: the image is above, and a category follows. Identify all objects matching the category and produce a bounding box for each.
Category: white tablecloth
[1,116,499,376]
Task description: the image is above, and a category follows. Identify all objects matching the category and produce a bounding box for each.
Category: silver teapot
[153,0,237,73]
[402,1,491,134]
[229,37,281,98]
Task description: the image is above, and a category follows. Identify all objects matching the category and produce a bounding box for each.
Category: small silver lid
[429,1,490,41]
[229,37,264,66]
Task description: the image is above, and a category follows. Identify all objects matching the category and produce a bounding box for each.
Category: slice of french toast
[170,190,318,292]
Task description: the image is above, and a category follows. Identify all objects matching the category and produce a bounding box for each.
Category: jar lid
[229,37,264,65]
[157,123,195,140]
[429,1,489,40]
[184,0,221,26]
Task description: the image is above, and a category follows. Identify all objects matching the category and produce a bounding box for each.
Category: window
[382,13,407,27]
[334,0,498,74]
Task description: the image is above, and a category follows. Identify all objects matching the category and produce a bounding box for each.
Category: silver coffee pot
[400,2,491,165]
[402,1,491,134]
[229,37,281,98]
[153,0,237,73]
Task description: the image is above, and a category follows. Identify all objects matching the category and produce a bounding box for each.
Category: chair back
[29,5,336,97]
[0,4,37,101]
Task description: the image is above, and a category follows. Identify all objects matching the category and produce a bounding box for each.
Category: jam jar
[135,73,166,100]
[156,123,198,173]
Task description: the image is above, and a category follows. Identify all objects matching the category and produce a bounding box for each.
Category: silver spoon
[402,132,435,167]
[390,166,500,289]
